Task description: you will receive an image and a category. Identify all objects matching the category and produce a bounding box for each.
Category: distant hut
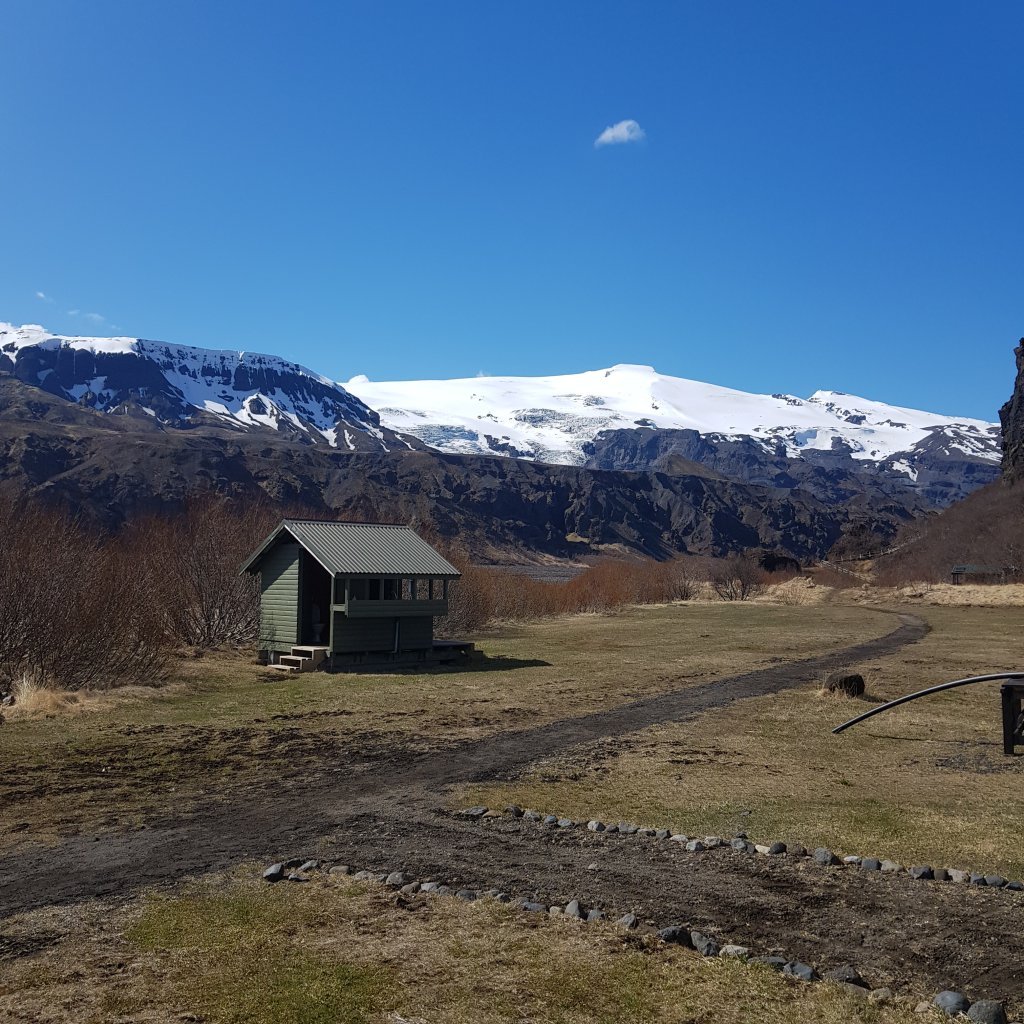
[239,520,467,671]
[949,564,1006,586]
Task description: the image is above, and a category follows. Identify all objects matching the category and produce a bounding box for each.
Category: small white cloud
[594,119,646,148]
[475,369,490,378]
[35,290,54,303]
[83,312,106,323]
[67,309,80,316]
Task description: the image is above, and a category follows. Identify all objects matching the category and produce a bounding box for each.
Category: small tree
[711,553,766,601]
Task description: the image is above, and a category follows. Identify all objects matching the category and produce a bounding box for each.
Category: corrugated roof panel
[282,520,461,577]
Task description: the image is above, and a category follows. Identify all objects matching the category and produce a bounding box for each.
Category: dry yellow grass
[0,603,895,845]
[871,582,1024,606]
[0,871,936,1024]
[461,605,1024,877]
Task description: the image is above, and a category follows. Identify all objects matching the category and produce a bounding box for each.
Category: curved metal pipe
[832,672,1024,734]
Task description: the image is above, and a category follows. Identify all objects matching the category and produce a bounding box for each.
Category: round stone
[824,670,866,696]
[966,999,1008,1024]
[933,991,972,1016]
[690,931,720,957]
[783,961,820,982]
[719,944,750,958]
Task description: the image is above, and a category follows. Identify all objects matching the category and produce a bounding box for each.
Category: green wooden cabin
[239,520,464,671]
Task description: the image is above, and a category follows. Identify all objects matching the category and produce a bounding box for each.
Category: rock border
[461,804,1024,894]
[258,838,1015,1023]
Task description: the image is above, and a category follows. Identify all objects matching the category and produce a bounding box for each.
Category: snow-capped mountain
[0,323,418,451]
[345,363,999,465]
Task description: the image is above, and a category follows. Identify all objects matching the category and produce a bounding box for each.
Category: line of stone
[463,804,1024,893]
[258,853,1011,1024]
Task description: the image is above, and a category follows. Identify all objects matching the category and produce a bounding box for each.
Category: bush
[0,498,169,690]
[437,553,696,635]
[710,553,766,601]
[127,496,279,648]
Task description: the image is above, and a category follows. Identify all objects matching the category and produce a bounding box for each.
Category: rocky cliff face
[999,339,1024,483]
[584,426,1001,510]
[0,323,422,452]
[0,377,916,562]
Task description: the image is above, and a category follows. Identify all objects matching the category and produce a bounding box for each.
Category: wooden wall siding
[399,615,433,650]
[259,541,300,652]
[330,614,434,654]
[345,597,447,618]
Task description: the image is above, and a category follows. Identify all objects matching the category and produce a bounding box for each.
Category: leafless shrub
[0,497,169,690]
[710,553,767,601]
[436,550,698,635]
[127,496,280,649]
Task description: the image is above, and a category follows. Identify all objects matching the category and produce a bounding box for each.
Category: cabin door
[298,554,332,647]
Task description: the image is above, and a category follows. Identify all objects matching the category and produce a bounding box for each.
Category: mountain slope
[0,377,861,560]
[346,364,1000,506]
[0,323,420,452]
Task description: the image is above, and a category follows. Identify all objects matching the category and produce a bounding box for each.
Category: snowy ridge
[0,323,392,449]
[345,364,1001,469]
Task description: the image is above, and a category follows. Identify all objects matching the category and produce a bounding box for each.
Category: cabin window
[401,579,413,600]
[383,579,399,600]
[334,577,346,604]
[368,578,381,600]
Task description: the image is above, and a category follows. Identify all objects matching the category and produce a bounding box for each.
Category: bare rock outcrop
[999,338,1024,483]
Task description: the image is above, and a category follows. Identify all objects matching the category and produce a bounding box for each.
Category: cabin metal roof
[239,520,461,578]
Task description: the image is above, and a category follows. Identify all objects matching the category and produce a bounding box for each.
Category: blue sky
[2,2,1021,419]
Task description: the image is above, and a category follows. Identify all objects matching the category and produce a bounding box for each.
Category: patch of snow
[346,364,1002,467]
[0,322,384,450]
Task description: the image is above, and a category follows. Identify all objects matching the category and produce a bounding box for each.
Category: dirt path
[0,611,925,918]
[17,610,1021,1007]
[320,809,1024,1008]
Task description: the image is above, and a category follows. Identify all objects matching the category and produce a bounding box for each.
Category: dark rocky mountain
[583,426,1000,510]
[0,377,912,561]
[999,338,1024,483]
[0,323,421,452]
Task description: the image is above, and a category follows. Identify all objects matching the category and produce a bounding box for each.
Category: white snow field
[346,364,1000,466]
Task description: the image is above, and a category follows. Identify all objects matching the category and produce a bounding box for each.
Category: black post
[1001,684,1024,756]
[1002,685,1015,756]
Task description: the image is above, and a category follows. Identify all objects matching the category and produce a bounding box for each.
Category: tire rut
[0,611,926,919]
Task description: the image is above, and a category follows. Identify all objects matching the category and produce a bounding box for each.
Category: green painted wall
[331,614,434,654]
[259,541,300,652]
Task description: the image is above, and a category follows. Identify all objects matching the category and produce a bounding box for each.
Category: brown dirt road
[0,612,926,918]
[8,611,1020,1007]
